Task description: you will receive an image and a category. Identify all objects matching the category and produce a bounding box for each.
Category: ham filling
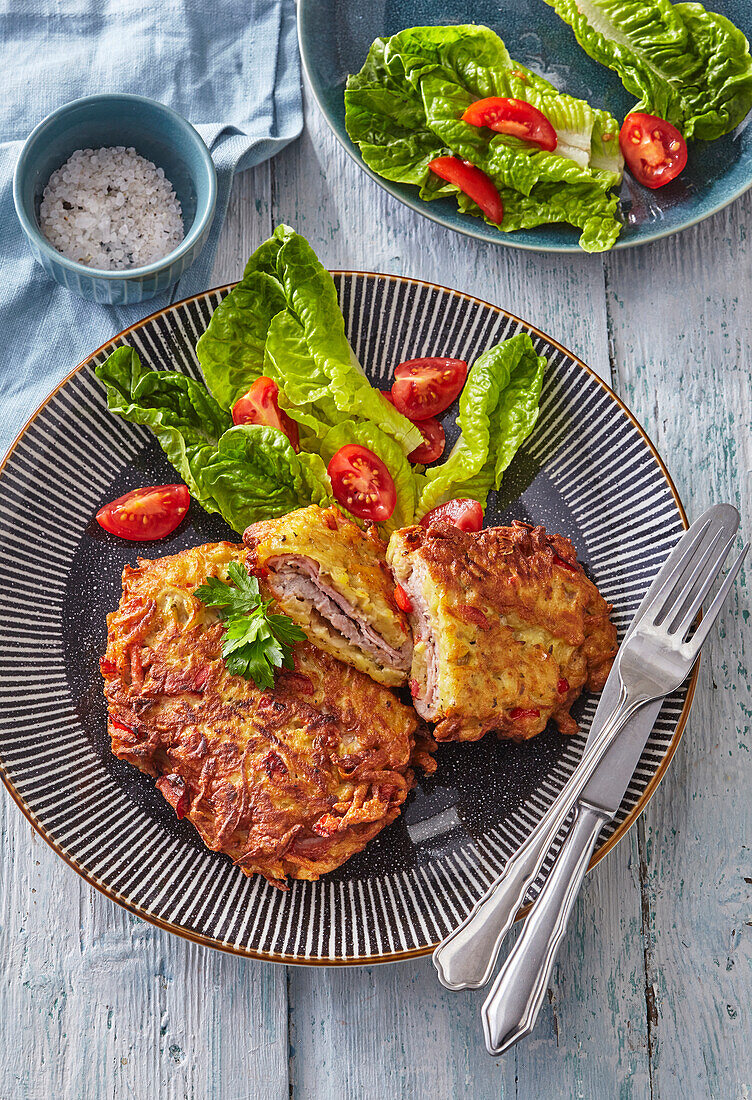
[266,555,412,672]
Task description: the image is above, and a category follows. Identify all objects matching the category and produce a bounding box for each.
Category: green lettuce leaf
[454,182,623,253]
[262,310,348,451]
[95,347,333,532]
[345,26,623,251]
[543,0,752,140]
[385,24,622,184]
[319,420,419,535]
[192,425,332,531]
[95,346,231,504]
[197,225,423,454]
[417,333,546,517]
[271,230,423,453]
[195,272,287,409]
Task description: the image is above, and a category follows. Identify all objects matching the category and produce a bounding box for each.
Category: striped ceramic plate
[0,274,695,964]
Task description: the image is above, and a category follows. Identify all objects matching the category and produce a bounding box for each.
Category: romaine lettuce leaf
[197,225,423,455]
[195,271,287,410]
[192,425,332,531]
[385,24,622,183]
[271,230,423,454]
[95,347,333,532]
[454,182,623,253]
[95,346,231,504]
[319,420,419,535]
[262,309,349,451]
[345,26,623,251]
[543,0,752,140]
[417,333,545,516]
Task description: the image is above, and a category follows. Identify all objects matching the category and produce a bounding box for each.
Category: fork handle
[433,689,647,991]
[481,803,607,1055]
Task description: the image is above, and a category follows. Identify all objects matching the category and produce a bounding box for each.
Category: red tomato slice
[420,498,484,532]
[619,113,687,189]
[428,156,504,224]
[96,484,189,541]
[462,97,557,152]
[327,444,396,523]
[408,417,445,464]
[391,358,468,420]
[381,391,445,463]
[232,377,300,452]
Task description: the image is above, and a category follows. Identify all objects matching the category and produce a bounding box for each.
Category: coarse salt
[39,146,184,271]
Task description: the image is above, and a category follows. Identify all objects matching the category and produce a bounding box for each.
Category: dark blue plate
[0,278,695,962]
[298,0,752,251]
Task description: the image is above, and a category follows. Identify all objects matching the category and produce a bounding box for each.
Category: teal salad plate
[298,0,752,252]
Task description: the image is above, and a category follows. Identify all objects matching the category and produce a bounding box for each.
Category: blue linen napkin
[0,0,302,457]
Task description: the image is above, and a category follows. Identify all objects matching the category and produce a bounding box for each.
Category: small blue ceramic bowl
[13,94,217,304]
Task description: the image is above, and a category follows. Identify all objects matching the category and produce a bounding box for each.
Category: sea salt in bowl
[13,94,217,304]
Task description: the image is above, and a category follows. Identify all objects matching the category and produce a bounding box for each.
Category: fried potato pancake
[387,520,617,743]
[244,505,412,687]
[101,541,435,886]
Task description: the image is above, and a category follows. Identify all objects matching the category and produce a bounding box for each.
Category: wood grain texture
[1,79,750,1100]
[605,198,752,1100]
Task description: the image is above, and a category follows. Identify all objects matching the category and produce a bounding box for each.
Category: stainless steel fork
[433,505,748,1001]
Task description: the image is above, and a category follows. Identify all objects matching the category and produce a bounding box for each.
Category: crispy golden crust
[243,505,411,686]
[101,541,435,887]
[386,521,617,743]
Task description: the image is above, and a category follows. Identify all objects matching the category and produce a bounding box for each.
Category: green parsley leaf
[194,564,306,690]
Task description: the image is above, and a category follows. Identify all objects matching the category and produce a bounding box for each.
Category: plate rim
[296,0,752,253]
[0,273,698,965]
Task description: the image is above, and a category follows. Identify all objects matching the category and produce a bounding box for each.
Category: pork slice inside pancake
[265,555,412,672]
[393,562,439,721]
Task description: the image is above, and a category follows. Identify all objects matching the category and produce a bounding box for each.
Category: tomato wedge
[232,377,300,452]
[420,499,484,532]
[96,484,190,541]
[428,156,504,225]
[391,358,468,420]
[462,97,557,152]
[381,391,446,462]
[619,113,687,189]
[408,417,445,464]
[327,444,396,523]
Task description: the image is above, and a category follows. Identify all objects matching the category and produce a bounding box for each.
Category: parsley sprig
[195,563,306,690]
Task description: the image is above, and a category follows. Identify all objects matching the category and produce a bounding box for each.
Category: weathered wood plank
[0,792,290,1100]
[605,194,752,1100]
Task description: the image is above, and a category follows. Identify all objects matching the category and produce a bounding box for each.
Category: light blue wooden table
[1,83,750,1100]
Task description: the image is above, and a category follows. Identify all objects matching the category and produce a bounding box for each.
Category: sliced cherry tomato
[96,484,189,541]
[428,156,504,225]
[328,444,396,523]
[394,584,413,613]
[420,498,484,532]
[462,97,557,152]
[408,417,445,464]
[619,113,687,189]
[232,377,300,452]
[510,707,541,720]
[557,678,570,694]
[382,391,446,462]
[391,358,468,420]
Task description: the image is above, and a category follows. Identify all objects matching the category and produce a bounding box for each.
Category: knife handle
[481,803,607,1055]
[433,690,643,991]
